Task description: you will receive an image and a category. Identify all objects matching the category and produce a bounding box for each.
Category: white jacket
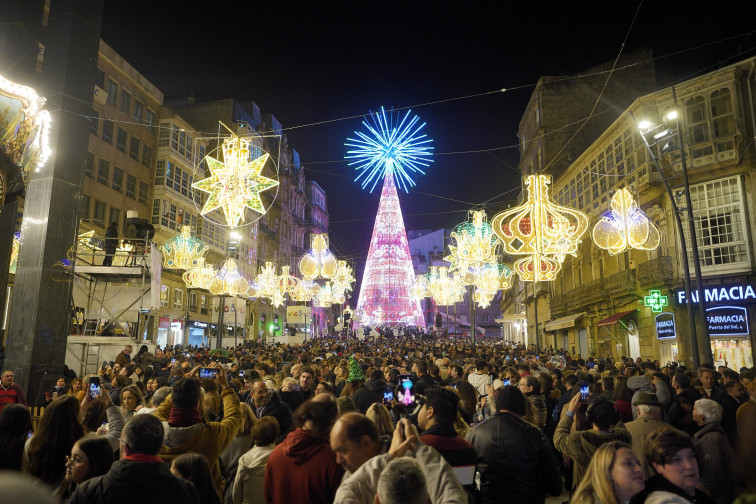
[232,444,275,504]
[334,442,466,504]
[467,373,490,397]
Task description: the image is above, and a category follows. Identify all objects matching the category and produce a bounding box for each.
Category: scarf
[122,453,164,463]
[168,407,202,427]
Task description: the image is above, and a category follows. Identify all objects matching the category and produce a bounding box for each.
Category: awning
[597,309,637,327]
[544,312,586,331]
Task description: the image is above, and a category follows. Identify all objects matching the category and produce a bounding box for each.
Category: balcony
[550,294,567,316]
[606,269,637,297]
[638,255,675,286]
[580,278,606,304]
[566,287,581,310]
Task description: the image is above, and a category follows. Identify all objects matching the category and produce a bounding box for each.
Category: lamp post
[635,105,711,368]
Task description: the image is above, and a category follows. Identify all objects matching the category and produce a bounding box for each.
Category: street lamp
[634,103,711,368]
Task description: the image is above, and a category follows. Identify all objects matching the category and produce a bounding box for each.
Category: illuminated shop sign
[676,283,756,305]
[191,321,208,328]
[706,305,749,337]
[655,312,676,340]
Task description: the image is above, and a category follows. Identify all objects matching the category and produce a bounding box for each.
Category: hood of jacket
[628,375,652,391]
[279,428,330,466]
[238,444,275,473]
[363,378,387,392]
[467,373,490,389]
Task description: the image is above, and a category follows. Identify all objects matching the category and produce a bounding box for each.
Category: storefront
[596,309,638,359]
[674,282,755,368]
[544,312,586,355]
[187,320,211,347]
[157,317,184,348]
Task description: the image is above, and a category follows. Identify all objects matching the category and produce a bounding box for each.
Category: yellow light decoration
[299,233,338,280]
[290,280,317,302]
[208,258,249,296]
[333,260,356,292]
[313,281,334,308]
[10,234,19,271]
[276,265,300,293]
[160,226,209,270]
[410,274,430,301]
[427,266,465,306]
[444,210,498,272]
[182,264,217,289]
[592,188,661,255]
[492,174,589,282]
[255,261,278,298]
[270,290,285,308]
[499,263,515,291]
[192,133,279,227]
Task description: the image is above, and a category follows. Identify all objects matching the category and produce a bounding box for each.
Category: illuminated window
[173,288,183,309]
[160,285,169,307]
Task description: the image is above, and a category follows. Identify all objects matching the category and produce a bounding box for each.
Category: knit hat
[494,385,527,416]
[346,357,365,383]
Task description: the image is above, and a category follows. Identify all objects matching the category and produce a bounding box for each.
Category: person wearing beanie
[466,386,562,503]
[341,357,365,398]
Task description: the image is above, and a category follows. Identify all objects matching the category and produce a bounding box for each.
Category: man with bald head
[330,413,383,475]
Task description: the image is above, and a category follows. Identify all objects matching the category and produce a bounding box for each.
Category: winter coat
[630,474,716,504]
[625,417,674,478]
[334,441,467,504]
[153,388,242,502]
[553,413,632,489]
[68,459,198,504]
[221,434,254,504]
[245,391,292,443]
[467,412,562,504]
[232,444,274,504]
[628,376,653,420]
[692,422,735,504]
[264,428,345,504]
[352,378,387,414]
[467,372,491,397]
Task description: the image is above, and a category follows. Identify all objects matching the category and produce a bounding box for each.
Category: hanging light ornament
[192,131,279,227]
[208,258,249,296]
[492,175,589,282]
[290,280,318,302]
[182,264,217,289]
[313,281,334,308]
[9,233,20,272]
[410,274,430,301]
[299,233,338,280]
[270,265,300,307]
[159,226,209,270]
[592,188,661,255]
[255,261,278,298]
[427,266,465,306]
[445,210,498,272]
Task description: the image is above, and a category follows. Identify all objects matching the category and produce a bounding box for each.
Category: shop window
[160,285,169,307]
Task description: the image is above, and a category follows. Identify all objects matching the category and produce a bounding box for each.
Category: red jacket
[0,383,28,413]
[264,428,344,504]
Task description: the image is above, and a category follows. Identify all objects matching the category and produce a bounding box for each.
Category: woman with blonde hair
[68,378,86,402]
[570,441,644,504]
[119,384,145,421]
[366,403,394,436]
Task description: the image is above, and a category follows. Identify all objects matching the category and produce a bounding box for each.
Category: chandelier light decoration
[592,188,661,255]
[290,280,318,302]
[426,266,465,306]
[255,261,278,299]
[299,233,338,280]
[192,129,279,227]
[492,175,589,282]
[347,107,431,327]
[160,226,209,270]
[182,264,217,289]
[209,258,249,296]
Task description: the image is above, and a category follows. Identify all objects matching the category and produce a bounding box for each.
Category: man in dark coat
[352,368,387,414]
[245,379,292,443]
[102,222,118,267]
[68,414,198,504]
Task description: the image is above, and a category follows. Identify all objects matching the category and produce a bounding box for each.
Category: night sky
[101,2,755,283]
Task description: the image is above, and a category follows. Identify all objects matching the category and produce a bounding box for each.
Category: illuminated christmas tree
[345,107,432,327]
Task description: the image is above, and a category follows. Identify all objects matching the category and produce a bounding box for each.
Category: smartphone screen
[199,367,217,379]
[579,381,590,402]
[502,378,511,387]
[397,374,416,407]
[171,358,176,364]
[382,385,394,406]
[89,378,101,399]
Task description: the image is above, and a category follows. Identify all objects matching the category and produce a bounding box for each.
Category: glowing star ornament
[209,258,249,296]
[192,134,278,227]
[160,226,209,270]
[492,175,589,282]
[592,188,661,255]
[345,106,434,193]
[299,233,338,280]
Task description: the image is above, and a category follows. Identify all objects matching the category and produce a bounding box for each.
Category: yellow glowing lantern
[255,261,278,298]
[492,175,589,282]
[209,258,249,296]
[313,281,334,308]
[592,188,661,255]
[290,280,317,302]
[299,233,338,280]
[192,132,279,227]
[160,226,209,270]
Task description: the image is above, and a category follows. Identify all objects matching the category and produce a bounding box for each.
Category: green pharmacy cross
[644,290,668,312]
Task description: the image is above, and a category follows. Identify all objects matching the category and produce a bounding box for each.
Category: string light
[159,226,209,270]
[492,174,589,282]
[192,132,279,227]
[592,188,661,255]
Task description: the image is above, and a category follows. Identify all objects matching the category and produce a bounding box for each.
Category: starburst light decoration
[345,106,434,193]
[160,226,209,270]
[592,188,661,255]
[299,233,338,280]
[492,175,589,282]
[192,133,279,227]
[208,258,249,296]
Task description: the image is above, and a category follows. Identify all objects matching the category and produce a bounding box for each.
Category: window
[97,159,110,185]
[126,173,137,199]
[160,285,169,308]
[141,144,152,167]
[146,109,155,130]
[683,176,750,273]
[120,90,131,115]
[109,207,120,228]
[190,292,197,312]
[152,198,161,225]
[89,111,100,135]
[94,199,106,225]
[134,100,143,122]
[112,166,124,192]
[106,79,118,105]
[139,181,149,204]
[81,194,90,218]
[96,68,105,89]
[155,160,165,186]
[685,97,709,144]
[102,119,114,144]
[710,89,734,138]
[116,127,127,152]
[129,136,141,160]
[85,151,95,178]
[173,288,184,309]
[158,122,170,147]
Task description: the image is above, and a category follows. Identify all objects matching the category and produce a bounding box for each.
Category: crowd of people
[0,335,755,504]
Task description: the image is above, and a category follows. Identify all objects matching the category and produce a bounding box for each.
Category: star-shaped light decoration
[192,134,279,227]
[592,188,661,255]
